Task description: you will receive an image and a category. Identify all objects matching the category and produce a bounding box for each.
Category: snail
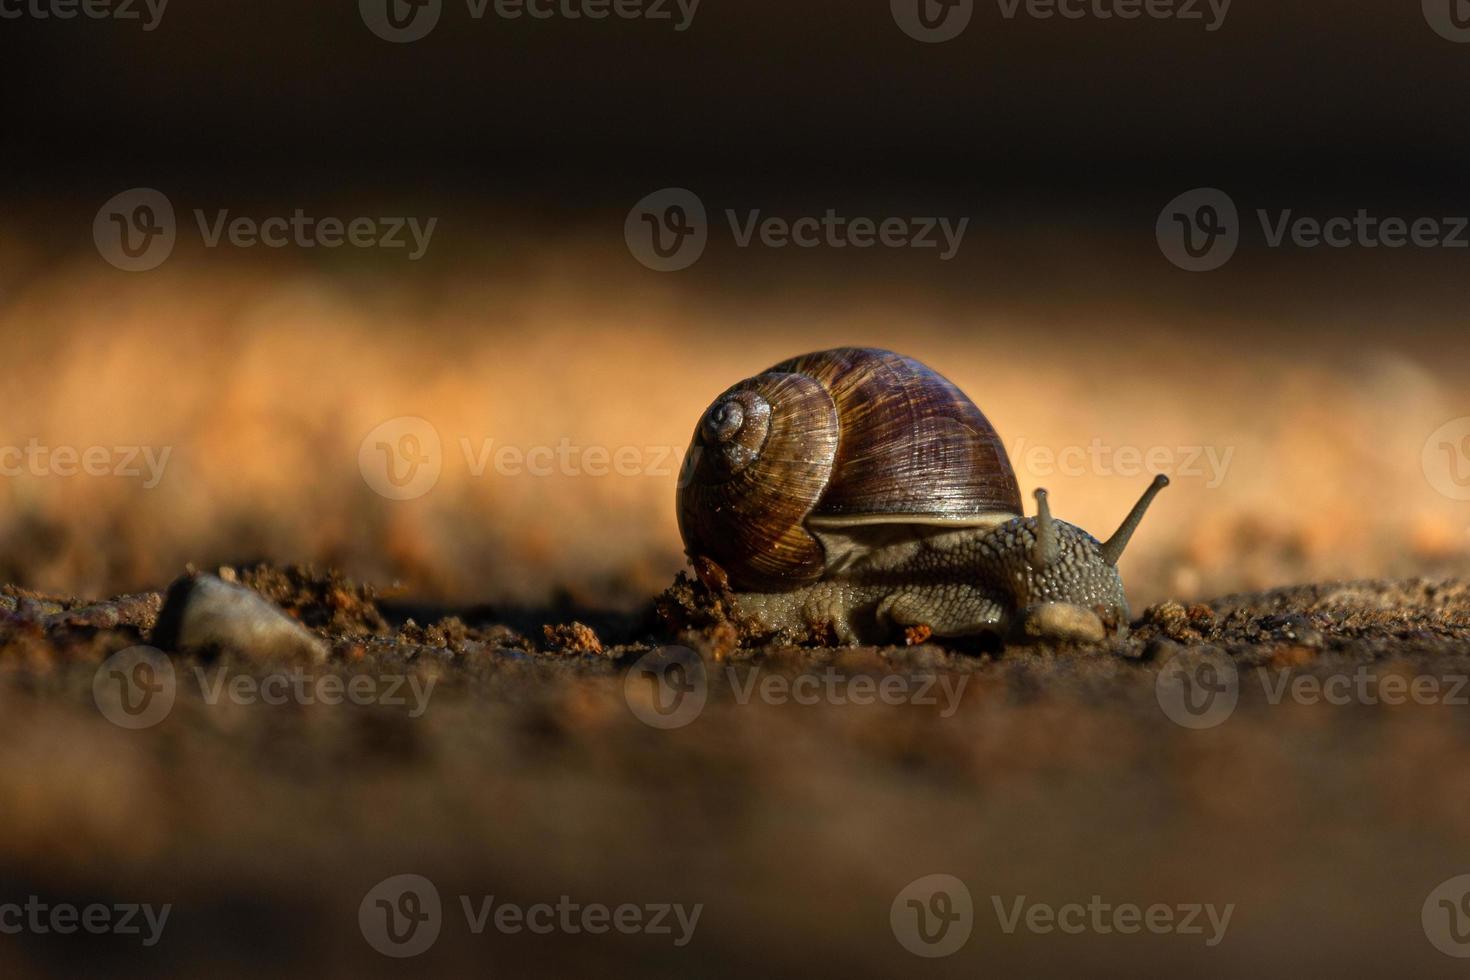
[676,347,1168,645]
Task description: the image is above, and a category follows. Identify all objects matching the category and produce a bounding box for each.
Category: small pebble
[542,621,605,657]
[1023,603,1107,644]
[151,573,328,664]
[1258,613,1325,649]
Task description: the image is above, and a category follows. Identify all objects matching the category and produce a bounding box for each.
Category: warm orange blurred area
[2,220,1469,609]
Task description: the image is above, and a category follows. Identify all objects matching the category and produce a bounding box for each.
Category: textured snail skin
[731,516,1127,645]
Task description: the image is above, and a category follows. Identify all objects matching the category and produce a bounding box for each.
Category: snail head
[995,475,1170,633]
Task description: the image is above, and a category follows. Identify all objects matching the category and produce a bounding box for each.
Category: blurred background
[5,0,1470,609]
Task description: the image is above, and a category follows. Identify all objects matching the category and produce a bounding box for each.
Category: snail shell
[677,347,1021,591]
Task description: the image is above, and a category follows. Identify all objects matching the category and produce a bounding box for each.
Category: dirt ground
[4,564,1470,977]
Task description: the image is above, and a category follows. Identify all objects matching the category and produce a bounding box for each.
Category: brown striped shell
[676,347,1022,591]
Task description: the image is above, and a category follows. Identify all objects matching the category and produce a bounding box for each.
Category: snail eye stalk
[1099,475,1170,567]
[1031,487,1058,569]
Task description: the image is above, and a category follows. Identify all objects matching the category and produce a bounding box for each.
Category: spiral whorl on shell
[678,372,841,590]
[677,348,1022,592]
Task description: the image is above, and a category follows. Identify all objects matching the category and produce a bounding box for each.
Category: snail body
[677,347,1167,645]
